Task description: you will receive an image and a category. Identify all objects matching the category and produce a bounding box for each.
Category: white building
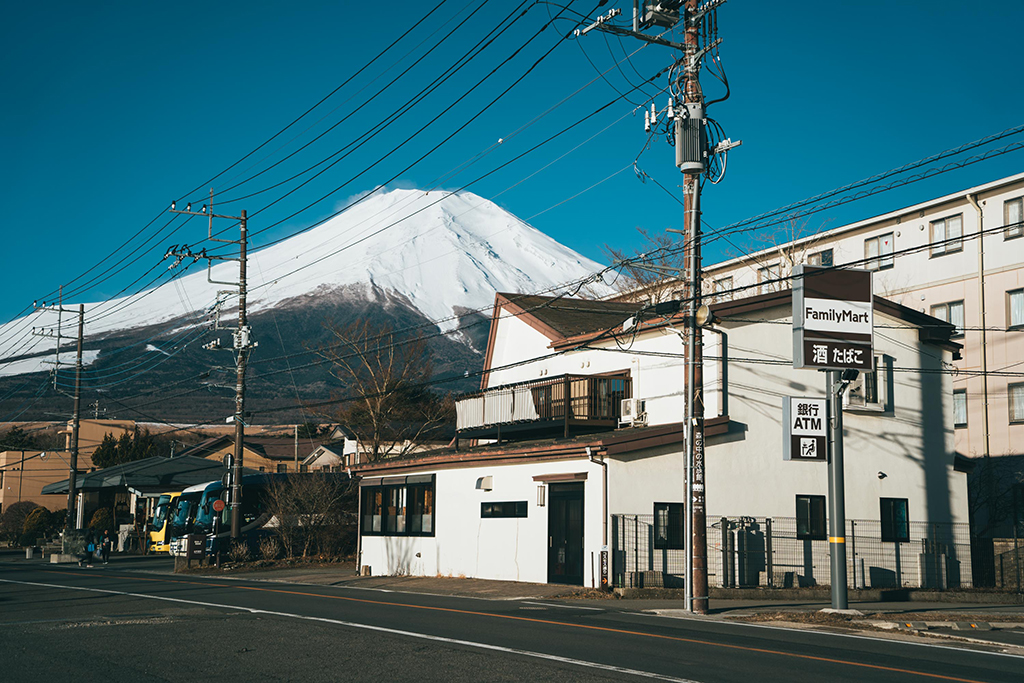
[354,290,969,590]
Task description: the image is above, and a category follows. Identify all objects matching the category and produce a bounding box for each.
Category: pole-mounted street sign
[793,264,873,371]
[783,397,828,461]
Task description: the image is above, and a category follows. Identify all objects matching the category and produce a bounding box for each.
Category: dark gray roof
[41,455,253,495]
[499,293,638,339]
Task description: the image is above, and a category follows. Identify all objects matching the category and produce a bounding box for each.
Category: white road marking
[521,601,605,611]
[0,578,700,683]
[636,610,1024,660]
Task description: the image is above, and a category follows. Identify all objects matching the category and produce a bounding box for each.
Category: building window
[796,495,826,540]
[711,276,733,303]
[258,466,265,472]
[654,502,685,549]
[846,354,887,411]
[864,232,894,270]
[1009,289,1024,329]
[930,215,963,257]
[299,464,309,473]
[807,249,834,268]
[361,476,435,537]
[930,300,965,337]
[481,501,527,518]
[953,389,967,428]
[1005,197,1023,240]
[1010,383,1024,424]
[276,464,287,473]
[880,498,909,542]
[757,263,782,295]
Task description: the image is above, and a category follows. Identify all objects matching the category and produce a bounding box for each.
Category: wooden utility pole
[169,196,253,539]
[579,0,736,613]
[681,0,709,616]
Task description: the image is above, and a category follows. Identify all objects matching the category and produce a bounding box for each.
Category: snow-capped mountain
[0,189,612,421]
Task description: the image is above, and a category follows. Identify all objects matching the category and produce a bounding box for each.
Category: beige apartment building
[698,173,1023,463]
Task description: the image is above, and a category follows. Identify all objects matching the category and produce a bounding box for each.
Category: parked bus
[147,491,181,553]
[192,473,287,554]
[167,481,213,556]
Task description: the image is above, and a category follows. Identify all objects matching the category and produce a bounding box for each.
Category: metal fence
[611,514,973,590]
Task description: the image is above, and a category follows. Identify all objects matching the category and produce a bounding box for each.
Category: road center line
[0,578,697,683]
[19,571,1000,683]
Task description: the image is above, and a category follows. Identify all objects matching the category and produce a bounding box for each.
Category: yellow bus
[148,491,181,553]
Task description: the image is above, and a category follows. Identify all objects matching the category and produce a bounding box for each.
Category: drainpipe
[587,446,608,548]
[966,193,991,459]
[702,327,728,418]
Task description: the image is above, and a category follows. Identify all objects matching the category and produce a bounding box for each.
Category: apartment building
[701,173,1024,466]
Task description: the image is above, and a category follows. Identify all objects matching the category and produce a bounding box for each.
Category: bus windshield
[149,494,172,532]
[167,491,203,539]
[192,486,226,535]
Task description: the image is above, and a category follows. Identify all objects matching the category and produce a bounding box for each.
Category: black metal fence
[611,514,973,590]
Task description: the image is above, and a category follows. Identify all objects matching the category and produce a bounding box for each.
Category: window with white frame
[757,263,782,295]
[1009,289,1024,329]
[930,300,965,338]
[864,233,894,270]
[712,276,733,303]
[1005,197,1023,240]
[846,354,887,411]
[930,215,963,256]
[953,389,967,428]
[807,248,834,267]
[1010,383,1024,424]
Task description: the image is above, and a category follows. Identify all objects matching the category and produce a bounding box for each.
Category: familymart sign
[793,264,873,371]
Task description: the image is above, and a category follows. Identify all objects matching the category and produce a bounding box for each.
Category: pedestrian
[79,529,96,567]
[100,529,113,564]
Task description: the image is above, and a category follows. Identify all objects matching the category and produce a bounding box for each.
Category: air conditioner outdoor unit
[619,398,647,426]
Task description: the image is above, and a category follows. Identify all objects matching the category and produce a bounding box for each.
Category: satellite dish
[39,452,47,460]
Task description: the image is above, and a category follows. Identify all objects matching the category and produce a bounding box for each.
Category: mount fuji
[0,189,613,423]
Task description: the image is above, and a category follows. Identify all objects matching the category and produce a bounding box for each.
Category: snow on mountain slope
[0,189,611,367]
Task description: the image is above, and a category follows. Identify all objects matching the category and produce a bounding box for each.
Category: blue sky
[3,1,1023,323]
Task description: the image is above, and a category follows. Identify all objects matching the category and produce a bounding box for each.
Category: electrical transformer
[674,102,707,173]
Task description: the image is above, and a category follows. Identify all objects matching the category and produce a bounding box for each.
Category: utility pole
[33,294,85,533]
[827,370,849,610]
[580,0,737,614]
[168,193,254,539]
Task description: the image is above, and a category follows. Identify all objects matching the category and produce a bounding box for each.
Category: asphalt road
[1,561,1022,682]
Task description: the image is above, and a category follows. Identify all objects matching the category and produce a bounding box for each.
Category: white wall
[359,457,605,585]
[703,307,969,526]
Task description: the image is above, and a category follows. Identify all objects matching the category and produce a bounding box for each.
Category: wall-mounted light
[537,485,546,507]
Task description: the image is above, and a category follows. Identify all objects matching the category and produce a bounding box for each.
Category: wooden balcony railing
[456,374,631,440]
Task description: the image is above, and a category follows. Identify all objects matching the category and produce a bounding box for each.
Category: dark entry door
[548,483,584,585]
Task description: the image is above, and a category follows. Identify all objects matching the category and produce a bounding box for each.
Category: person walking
[79,529,96,567]
[100,529,113,564]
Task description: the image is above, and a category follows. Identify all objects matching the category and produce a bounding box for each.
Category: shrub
[0,501,42,545]
[258,536,280,561]
[88,508,116,536]
[228,540,251,563]
[20,506,53,547]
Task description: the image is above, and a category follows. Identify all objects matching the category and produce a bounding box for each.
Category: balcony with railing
[455,373,631,442]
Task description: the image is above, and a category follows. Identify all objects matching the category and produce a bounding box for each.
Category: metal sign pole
[827,370,849,609]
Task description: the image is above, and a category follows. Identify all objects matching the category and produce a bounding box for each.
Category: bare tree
[604,227,687,304]
[314,320,454,462]
[264,474,355,558]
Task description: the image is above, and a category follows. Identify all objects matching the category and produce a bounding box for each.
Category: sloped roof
[494,293,638,340]
[41,455,256,495]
